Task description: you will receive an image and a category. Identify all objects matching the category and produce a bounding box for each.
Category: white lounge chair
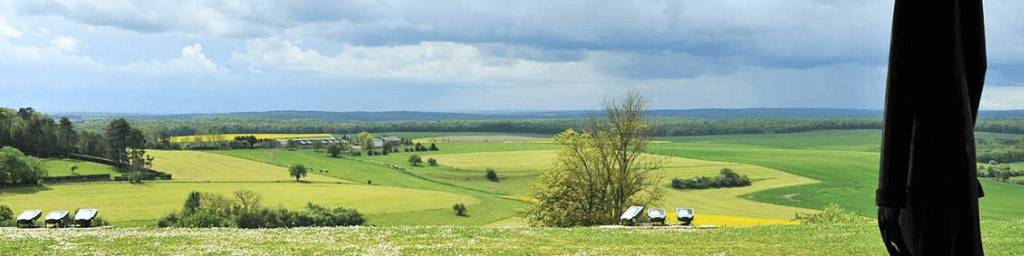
[676,208,695,225]
[619,206,644,225]
[16,210,42,228]
[45,211,71,228]
[648,208,667,225]
[75,209,99,227]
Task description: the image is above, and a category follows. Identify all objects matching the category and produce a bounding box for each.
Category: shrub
[429,143,439,151]
[486,169,499,182]
[453,203,467,216]
[409,155,423,166]
[180,208,233,228]
[793,203,868,225]
[428,158,438,166]
[157,213,180,228]
[0,205,12,222]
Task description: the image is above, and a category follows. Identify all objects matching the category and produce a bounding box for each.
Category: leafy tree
[76,130,108,158]
[327,144,343,157]
[57,117,77,157]
[289,164,308,181]
[0,146,46,186]
[453,203,467,216]
[429,143,439,151]
[409,155,422,166]
[357,132,374,150]
[105,119,145,169]
[428,158,438,166]
[234,189,263,213]
[183,191,202,216]
[70,165,78,175]
[286,139,296,149]
[525,92,664,227]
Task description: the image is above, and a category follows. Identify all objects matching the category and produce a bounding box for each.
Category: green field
[4,219,1024,255]
[650,131,1024,220]
[42,159,120,177]
[147,150,343,182]
[4,130,1023,232]
[0,182,476,227]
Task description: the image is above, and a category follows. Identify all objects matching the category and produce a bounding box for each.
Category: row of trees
[1,107,151,179]
[671,168,752,189]
[74,114,894,139]
[159,190,365,228]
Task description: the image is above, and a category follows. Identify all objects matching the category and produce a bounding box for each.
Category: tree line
[72,116,893,138]
[0,107,150,176]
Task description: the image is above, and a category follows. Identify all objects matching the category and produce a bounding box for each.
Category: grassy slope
[0,182,475,227]
[148,150,343,182]
[212,149,528,226]
[651,130,1024,220]
[42,159,119,177]
[4,220,1023,255]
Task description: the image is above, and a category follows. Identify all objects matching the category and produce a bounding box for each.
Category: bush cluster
[452,203,467,216]
[485,169,499,182]
[672,168,751,189]
[793,203,868,225]
[977,165,1024,182]
[158,190,364,228]
[0,205,13,226]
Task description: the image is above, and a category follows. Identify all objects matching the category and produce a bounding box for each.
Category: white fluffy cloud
[0,16,21,37]
[49,35,76,52]
[119,44,228,76]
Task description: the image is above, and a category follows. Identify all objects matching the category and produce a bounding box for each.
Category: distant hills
[54,108,1024,122]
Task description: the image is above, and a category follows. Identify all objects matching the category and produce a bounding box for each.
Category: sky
[2,0,1024,114]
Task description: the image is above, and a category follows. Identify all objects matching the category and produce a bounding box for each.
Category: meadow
[0,182,476,227]
[4,219,1024,255]
[3,129,1023,254]
[42,159,120,177]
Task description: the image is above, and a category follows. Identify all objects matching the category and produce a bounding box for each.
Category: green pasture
[424,149,820,220]
[5,219,1024,255]
[42,159,119,177]
[211,149,527,226]
[651,133,1024,220]
[0,182,475,227]
[147,150,342,183]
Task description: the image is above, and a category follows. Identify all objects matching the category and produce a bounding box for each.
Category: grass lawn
[42,159,119,177]
[0,182,476,227]
[147,150,343,182]
[5,219,1022,255]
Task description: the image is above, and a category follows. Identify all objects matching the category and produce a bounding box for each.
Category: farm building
[276,137,345,149]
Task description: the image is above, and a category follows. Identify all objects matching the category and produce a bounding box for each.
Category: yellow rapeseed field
[168,133,333,143]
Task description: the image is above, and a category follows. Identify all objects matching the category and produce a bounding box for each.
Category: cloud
[233,39,603,83]
[0,16,21,37]
[980,87,1024,110]
[118,44,229,76]
[49,35,76,52]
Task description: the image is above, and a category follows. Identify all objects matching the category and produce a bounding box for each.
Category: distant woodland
[10,106,1024,164]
